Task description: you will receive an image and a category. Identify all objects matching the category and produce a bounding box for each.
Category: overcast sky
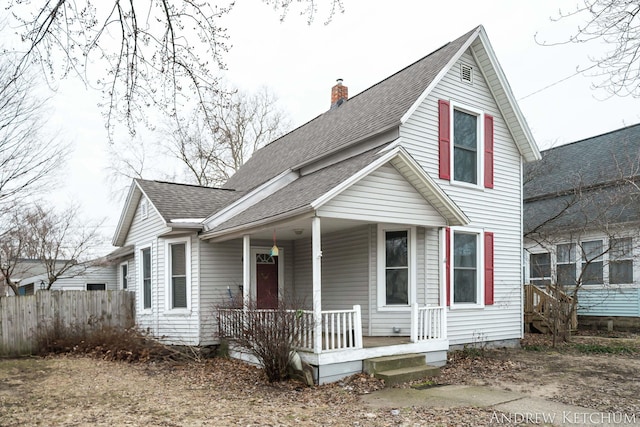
[36,0,640,253]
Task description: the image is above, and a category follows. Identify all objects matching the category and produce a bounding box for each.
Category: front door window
[256,254,278,309]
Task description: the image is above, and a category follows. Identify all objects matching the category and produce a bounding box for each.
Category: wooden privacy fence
[0,290,135,356]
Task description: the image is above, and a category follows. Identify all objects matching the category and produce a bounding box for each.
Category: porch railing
[410,304,446,342]
[217,305,363,354]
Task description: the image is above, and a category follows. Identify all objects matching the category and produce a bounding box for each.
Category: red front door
[256,254,278,309]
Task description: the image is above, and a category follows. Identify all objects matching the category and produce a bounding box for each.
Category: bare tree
[22,204,104,290]
[539,0,640,97]
[7,1,343,137]
[524,135,640,343]
[0,56,68,213]
[166,86,290,187]
[0,207,33,296]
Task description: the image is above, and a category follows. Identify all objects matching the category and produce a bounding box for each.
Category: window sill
[450,180,485,191]
[448,303,485,310]
[165,309,192,316]
[377,305,412,312]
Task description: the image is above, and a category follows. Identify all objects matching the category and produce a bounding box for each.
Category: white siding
[49,265,118,291]
[122,197,201,345]
[400,48,524,345]
[293,226,371,335]
[198,239,295,346]
[318,164,446,227]
[368,226,435,336]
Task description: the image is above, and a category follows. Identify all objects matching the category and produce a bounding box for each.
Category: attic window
[460,64,473,84]
[140,198,148,220]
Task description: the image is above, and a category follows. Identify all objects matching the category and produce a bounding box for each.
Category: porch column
[312,216,323,353]
[242,234,251,307]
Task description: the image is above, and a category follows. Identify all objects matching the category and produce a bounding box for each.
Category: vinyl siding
[400,48,524,345]
[122,196,201,345]
[578,287,640,317]
[293,226,370,335]
[369,225,436,336]
[524,230,640,319]
[198,239,295,346]
[318,164,446,227]
[49,265,118,291]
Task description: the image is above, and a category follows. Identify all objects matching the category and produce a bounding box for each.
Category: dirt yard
[0,333,638,426]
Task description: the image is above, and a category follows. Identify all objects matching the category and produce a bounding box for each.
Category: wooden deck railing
[524,284,578,333]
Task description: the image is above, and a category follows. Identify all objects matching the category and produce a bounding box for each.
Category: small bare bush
[217,298,310,382]
[36,321,189,363]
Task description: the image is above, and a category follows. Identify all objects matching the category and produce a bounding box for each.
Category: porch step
[375,365,440,386]
[363,354,440,386]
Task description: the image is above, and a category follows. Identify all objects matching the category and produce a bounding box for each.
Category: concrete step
[363,353,426,374]
[375,365,440,386]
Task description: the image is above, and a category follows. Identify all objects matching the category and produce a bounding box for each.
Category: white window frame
[86,283,106,291]
[529,251,552,287]
[165,237,191,313]
[555,243,576,288]
[139,244,152,312]
[581,239,604,286]
[120,261,129,290]
[609,237,633,285]
[450,102,485,189]
[377,224,417,311]
[449,226,485,309]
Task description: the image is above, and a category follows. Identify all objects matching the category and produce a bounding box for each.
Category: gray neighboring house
[524,123,640,330]
[11,246,134,295]
[112,25,540,384]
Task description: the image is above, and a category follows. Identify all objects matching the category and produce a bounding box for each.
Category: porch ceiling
[233,217,372,241]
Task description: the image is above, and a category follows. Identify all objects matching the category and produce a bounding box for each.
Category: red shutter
[445,227,451,306]
[484,114,494,188]
[484,231,494,305]
[438,100,451,180]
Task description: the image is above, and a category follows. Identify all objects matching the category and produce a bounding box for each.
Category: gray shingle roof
[136,179,243,222]
[524,123,640,234]
[223,27,479,192]
[211,147,387,233]
[524,123,640,200]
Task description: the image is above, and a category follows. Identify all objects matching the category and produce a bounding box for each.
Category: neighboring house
[524,124,640,331]
[112,25,540,383]
[12,246,134,294]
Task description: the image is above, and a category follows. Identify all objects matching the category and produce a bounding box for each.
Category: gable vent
[460,64,473,84]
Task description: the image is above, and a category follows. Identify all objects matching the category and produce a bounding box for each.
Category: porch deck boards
[363,336,412,348]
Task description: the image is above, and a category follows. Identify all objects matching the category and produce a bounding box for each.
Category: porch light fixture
[293,229,304,235]
[270,229,279,256]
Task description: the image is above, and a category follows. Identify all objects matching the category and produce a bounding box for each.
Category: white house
[112,26,540,383]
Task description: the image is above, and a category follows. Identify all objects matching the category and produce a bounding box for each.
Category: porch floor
[363,336,412,348]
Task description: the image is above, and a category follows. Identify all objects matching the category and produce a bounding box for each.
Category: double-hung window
[169,242,188,309]
[581,240,603,285]
[530,252,551,287]
[166,238,190,310]
[610,237,633,284]
[438,99,494,188]
[453,109,479,185]
[556,243,576,288]
[378,225,415,309]
[453,231,479,304]
[141,247,151,309]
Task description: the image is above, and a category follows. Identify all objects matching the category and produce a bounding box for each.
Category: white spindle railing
[217,305,363,353]
[321,305,363,351]
[411,304,445,342]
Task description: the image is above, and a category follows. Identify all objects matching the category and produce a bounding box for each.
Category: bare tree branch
[538,0,640,97]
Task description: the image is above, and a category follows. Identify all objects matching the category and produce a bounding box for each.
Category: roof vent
[460,64,473,84]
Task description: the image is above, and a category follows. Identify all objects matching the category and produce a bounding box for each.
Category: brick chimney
[330,79,348,109]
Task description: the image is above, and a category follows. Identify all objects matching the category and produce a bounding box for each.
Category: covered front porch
[202,149,469,383]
